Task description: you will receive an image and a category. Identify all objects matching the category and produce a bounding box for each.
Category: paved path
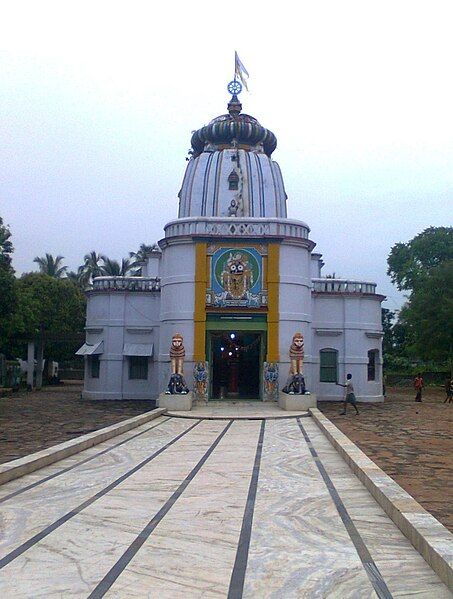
[0,415,450,598]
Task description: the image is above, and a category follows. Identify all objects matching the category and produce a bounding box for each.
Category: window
[228,170,239,190]
[90,355,100,378]
[367,349,379,381]
[320,349,338,383]
[129,356,148,380]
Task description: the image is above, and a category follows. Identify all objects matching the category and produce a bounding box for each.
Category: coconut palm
[33,253,67,278]
[129,243,156,266]
[82,251,104,281]
[100,257,133,276]
[66,266,91,290]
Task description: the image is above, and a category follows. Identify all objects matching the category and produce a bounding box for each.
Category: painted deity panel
[206,247,267,308]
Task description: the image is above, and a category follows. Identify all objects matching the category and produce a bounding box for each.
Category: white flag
[235,51,249,91]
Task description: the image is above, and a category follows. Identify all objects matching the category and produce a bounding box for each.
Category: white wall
[158,239,196,393]
[83,291,161,400]
[311,294,383,402]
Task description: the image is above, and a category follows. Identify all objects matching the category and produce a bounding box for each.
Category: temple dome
[179,96,287,219]
[190,95,277,158]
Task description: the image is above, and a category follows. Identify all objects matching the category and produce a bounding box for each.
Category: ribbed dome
[178,96,287,219]
[178,148,287,219]
[190,97,277,158]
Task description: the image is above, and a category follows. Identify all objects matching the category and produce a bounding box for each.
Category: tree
[66,266,91,290]
[399,261,453,368]
[33,253,68,278]
[101,257,133,276]
[0,217,16,353]
[0,217,13,268]
[81,251,104,281]
[387,227,453,373]
[387,226,453,291]
[129,243,155,266]
[381,308,395,357]
[8,273,86,361]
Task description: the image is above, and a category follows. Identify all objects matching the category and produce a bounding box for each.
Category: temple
[78,87,384,404]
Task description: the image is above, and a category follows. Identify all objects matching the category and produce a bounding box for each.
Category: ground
[318,385,453,532]
[0,383,452,533]
[0,383,154,463]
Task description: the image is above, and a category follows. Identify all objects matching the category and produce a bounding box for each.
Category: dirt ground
[319,386,453,532]
[0,383,451,532]
[0,383,154,464]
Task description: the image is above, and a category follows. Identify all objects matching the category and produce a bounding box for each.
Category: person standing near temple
[414,373,424,402]
[337,373,359,415]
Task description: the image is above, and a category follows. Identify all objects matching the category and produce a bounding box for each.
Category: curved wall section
[178,149,288,219]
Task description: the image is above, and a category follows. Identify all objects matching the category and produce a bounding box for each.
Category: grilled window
[90,355,100,378]
[129,356,148,380]
[367,349,379,381]
[228,170,239,190]
[320,349,338,383]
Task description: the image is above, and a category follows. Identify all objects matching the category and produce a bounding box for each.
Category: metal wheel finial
[227,80,242,95]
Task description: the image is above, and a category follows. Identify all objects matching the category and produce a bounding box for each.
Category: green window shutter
[320,349,338,383]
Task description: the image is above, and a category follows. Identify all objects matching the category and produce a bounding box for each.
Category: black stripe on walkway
[0,419,201,570]
[88,419,235,599]
[228,419,266,599]
[297,418,393,599]
[0,416,172,505]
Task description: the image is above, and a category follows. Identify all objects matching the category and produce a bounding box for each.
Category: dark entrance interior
[210,331,262,400]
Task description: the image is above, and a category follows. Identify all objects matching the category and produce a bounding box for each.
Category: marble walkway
[0,415,450,598]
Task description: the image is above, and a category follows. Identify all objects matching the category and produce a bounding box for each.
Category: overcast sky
[1,0,452,310]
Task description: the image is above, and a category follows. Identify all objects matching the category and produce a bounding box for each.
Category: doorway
[209,331,263,400]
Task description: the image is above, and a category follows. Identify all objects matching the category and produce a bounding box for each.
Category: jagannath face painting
[221,252,253,299]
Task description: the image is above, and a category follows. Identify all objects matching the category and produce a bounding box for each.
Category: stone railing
[164,217,310,240]
[312,278,377,294]
[91,276,161,292]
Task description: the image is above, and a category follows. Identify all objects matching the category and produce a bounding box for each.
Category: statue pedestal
[278,392,317,411]
[158,392,193,411]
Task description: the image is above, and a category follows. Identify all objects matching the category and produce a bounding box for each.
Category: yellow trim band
[194,242,207,361]
[267,243,280,361]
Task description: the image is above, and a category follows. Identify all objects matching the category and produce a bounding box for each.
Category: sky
[1,0,452,311]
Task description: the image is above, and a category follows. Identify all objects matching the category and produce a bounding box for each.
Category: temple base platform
[278,392,317,411]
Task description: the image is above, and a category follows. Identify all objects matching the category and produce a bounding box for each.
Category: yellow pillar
[194,242,207,361]
[267,243,280,362]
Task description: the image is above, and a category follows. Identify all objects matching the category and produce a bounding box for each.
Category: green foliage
[33,253,68,278]
[0,217,13,268]
[100,256,133,276]
[11,273,86,340]
[387,226,453,291]
[0,217,16,352]
[387,227,453,374]
[399,261,453,365]
[81,251,104,282]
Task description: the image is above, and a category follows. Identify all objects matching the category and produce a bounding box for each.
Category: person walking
[337,373,359,415]
[414,373,424,402]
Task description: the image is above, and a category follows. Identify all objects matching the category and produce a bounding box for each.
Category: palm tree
[129,243,155,266]
[33,253,67,278]
[66,266,90,290]
[100,257,133,276]
[82,251,104,281]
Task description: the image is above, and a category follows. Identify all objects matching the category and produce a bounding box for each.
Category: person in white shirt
[337,373,359,415]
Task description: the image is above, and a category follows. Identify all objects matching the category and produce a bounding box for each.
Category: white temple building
[78,90,384,403]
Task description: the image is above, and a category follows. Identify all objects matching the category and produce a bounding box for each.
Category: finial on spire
[227,80,242,116]
[228,93,242,116]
